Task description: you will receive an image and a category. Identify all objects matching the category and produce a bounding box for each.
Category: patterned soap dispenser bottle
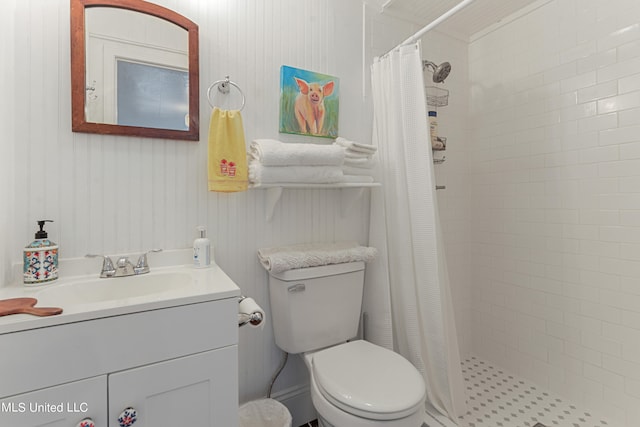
[23,220,59,286]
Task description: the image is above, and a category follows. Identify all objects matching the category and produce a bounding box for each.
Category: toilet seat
[311,340,425,421]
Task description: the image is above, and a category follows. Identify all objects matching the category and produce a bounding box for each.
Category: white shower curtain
[369,42,466,421]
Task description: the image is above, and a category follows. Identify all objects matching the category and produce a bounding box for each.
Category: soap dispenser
[23,220,59,286]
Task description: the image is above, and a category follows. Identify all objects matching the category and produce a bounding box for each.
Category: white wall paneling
[0,0,17,287]
[5,1,371,422]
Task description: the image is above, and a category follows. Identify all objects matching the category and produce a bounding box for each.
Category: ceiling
[371,0,547,40]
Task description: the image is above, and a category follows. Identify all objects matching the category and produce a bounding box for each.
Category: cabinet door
[108,346,238,427]
[0,376,107,427]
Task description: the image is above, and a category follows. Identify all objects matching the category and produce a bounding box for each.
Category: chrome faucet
[86,249,162,278]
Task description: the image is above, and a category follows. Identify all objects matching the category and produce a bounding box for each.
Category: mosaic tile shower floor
[452,356,611,427]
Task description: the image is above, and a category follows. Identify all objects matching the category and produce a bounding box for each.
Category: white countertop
[0,262,241,335]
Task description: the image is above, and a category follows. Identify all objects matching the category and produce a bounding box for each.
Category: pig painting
[280,66,339,138]
[293,77,335,135]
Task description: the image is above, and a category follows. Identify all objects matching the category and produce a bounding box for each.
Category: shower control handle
[287,283,306,293]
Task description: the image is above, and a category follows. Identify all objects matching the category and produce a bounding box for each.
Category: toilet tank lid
[268,261,364,281]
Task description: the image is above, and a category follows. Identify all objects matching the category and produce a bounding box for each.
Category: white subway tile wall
[469,0,640,425]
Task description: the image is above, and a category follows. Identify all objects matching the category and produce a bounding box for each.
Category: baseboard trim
[271,383,309,401]
[272,383,316,426]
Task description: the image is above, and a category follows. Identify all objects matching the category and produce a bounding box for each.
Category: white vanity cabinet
[108,347,237,427]
[0,295,239,427]
[0,376,107,427]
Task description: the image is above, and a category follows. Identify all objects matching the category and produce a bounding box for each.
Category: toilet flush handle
[287,283,306,292]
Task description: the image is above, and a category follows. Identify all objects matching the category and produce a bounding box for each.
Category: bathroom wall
[5,0,371,420]
[468,0,640,424]
[11,0,640,424]
[0,0,16,288]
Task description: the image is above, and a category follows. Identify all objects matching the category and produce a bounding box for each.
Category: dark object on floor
[533,423,548,427]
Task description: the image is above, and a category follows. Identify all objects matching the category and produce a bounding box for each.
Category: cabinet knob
[118,407,138,426]
[77,419,95,427]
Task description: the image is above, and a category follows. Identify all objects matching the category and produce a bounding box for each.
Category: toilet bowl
[304,340,425,427]
[267,262,426,426]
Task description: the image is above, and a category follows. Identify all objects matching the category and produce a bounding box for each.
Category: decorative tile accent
[456,357,611,427]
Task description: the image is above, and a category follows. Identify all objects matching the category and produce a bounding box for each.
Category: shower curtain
[369,42,466,421]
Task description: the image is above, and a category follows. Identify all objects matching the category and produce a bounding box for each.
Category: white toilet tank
[267,262,365,354]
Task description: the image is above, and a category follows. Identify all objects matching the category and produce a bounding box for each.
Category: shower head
[423,60,451,83]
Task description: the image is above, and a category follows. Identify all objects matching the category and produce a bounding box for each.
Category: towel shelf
[249,183,381,221]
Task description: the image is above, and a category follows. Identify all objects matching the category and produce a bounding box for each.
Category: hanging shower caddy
[426,85,448,157]
[425,85,448,190]
[426,85,449,108]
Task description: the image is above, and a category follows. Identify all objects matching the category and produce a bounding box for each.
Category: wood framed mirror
[71,0,199,140]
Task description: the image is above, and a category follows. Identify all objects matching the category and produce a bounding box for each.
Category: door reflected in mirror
[71,0,199,140]
[85,7,189,131]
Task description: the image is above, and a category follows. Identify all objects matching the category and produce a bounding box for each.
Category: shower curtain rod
[382,0,476,57]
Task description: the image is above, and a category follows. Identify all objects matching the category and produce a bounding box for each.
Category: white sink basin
[0,257,241,335]
[36,271,194,306]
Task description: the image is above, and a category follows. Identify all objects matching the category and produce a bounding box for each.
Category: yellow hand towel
[208,108,249,192]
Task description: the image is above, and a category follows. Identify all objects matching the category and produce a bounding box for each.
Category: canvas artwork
[279,65,339,138]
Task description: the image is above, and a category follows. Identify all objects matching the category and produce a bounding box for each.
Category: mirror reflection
[85,7,189,131]
[71,0,199,141]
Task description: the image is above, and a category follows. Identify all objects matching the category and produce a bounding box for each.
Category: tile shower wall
[468,0,640,425]
[420,29,473,358]
[5,0,371,411]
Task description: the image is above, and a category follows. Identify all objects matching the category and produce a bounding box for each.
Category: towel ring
[207,76,246,111]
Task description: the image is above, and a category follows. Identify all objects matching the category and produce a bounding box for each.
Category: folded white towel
[258,241,377,273]
[335,137,377,154]
[343,165,375,176]
[250,139,345,166]
[344,157,376,168]
[344,150,373,159]
[342,174,374,183]
[249,160,344,184]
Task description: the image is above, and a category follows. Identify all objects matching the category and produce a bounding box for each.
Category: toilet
[268,261,426,427]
